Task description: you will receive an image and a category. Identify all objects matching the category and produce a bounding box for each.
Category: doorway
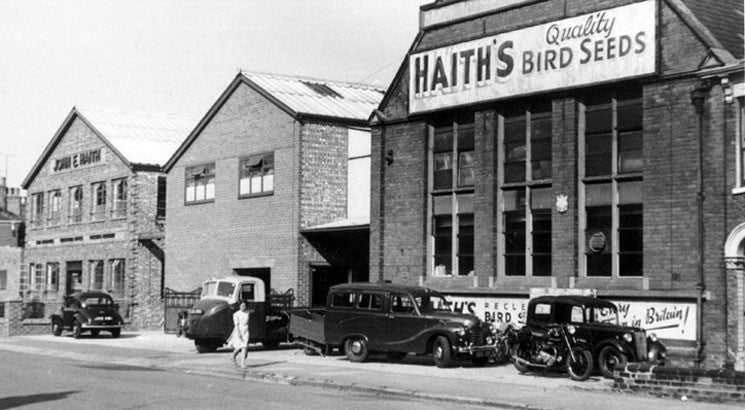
[310,265,349,307]
[65,261,83,295]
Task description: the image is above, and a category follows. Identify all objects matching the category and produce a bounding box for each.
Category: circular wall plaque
[588,231,606,253]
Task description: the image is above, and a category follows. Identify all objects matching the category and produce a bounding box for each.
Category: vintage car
[522,295,667,378]
[289,282,499,367]
[50,291,124,339]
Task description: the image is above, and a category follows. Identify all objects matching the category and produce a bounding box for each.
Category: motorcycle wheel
[511,344,530,374]
[493,341,509,364]
[566,347,594,381]
[598,346,628,379]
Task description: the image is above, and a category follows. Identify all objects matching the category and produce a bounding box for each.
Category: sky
[0,0,427,188]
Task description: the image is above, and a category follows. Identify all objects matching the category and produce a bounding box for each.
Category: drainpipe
[372,109,389,282]
[690,81,710,368]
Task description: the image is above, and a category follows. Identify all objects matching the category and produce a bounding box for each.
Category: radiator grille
[634,331,648,360]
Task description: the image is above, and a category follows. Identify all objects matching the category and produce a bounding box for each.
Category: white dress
[228,309,250,350]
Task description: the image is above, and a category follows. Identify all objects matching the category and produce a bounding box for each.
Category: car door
[386,293,426,353]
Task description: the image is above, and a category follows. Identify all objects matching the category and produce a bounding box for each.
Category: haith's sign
[51,148,103,173]
[409,0,656,113]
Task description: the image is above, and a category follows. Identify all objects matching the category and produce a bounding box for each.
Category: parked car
[518,295,667,378]
[289,282,499,368]
[184,276,294,353]
[50,291,124,339]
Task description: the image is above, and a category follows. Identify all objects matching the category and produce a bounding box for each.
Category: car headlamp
[648,333,658,342]
[623,333,633,343]
[489,323,497,334]
[456,326,467,336]
[567,325,576,335]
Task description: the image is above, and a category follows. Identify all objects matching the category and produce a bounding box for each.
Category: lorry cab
[185,276,291,353]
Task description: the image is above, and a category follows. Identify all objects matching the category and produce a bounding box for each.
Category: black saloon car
[523,295,666,378]
[51,291,124,338]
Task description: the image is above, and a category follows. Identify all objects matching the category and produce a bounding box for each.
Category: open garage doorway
[310,265,349,307]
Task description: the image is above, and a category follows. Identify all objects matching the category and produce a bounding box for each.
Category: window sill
[238,191,274,200]
[185,199,215,206]
[732,187,745,195]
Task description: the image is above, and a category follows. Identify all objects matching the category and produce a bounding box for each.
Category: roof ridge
[239,70,385,92]
[74,105,200,120]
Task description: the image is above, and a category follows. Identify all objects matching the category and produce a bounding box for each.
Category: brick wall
[165,81,300,298]
[614,363,745,402]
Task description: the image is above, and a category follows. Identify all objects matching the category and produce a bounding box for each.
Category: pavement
[0,331,739,409]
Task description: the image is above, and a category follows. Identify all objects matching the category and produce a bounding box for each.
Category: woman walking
[228,301,250,367]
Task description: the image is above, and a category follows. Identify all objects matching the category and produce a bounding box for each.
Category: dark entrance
[310,265,349,307]
[234,268,271,292]
[65,261,83,295]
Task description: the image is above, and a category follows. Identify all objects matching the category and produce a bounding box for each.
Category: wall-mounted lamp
[722,77,734,104]
[385,149,394,166]
[690,83,709,114]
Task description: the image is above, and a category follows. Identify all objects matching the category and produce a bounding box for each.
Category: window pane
[458,124,474,151]
[504,189,526,211]
[585,108,612,133]
[434,128,452,152]
[239,178,250,195]
[458,151,475,187]
[504,211,525,253]
[205,180,215,199]
[504,117,526,142]
[618,181,642,204]
[531,187,552,210]
[587,254,612,276]
[617,102,642,131]
[619,131,643,173]
[586,183,612,207]
[531,117,552,141]
[433,153,453,189]
[586,205,612,229]
[532,254,551,277]
[505,254,525,276]
[619,253,643,276]
[505,141,527,161]
[263,174,274,192]
[504,162,525,183]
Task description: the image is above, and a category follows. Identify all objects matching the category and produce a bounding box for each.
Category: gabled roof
[164,72,384,172]
[23,107,198,188]
[681,0,743,60]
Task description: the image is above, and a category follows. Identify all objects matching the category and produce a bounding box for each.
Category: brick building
[163,72,383,306]
[0,177,25,335]
[0,176,25,247]
[370,0,744,369]
[21,107,197,331]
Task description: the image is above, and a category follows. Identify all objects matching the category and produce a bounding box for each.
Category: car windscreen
[216,281,235,298]
[416,294,452,313]
[592,306,619,325]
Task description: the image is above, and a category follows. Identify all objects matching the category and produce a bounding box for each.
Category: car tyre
[110,328,121,338]
[432,336,453,368]
[385,352,408,362]
[598,346,628,379]
[345,338,369,363]
[195,340,218,353]
[261,340,280,349]
[72,320,82,339]
[52,321,63,337]
[566,347,594,382]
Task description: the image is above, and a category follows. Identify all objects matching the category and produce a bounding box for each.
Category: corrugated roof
[302,216,370,233]
[682,0,744,59]
[242,72,385,121]
[76,107,199,167]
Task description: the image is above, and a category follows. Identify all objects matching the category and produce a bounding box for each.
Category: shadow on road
[0,391,79,410]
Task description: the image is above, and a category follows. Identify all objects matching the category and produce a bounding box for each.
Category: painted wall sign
[443,293,697,341]
[409,0,656,113]
[51,148,104,173]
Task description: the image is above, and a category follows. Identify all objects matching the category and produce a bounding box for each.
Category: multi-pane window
[110,259,125,298]
[156,177,166,219]
[69,186,83,223]
[46,263,59,293]
[736,100,745,190]
[30,193,44,228]
[31,263,44,292]
[47,190,61,225]
[239,153,274,197]
[91,182,106,220]
[500,101,553,276]
[185,163,215,203]
[112,178,127,218]
[0,270,6,290]
[582,88,643,277]
[90,260,104,290]
[430,115,474,276]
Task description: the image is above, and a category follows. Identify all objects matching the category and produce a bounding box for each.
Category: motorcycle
[511,324,594,381]
[492,322,517,364]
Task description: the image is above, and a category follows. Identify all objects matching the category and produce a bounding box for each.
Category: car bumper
[82,324,122,329]
[456,344,498,356]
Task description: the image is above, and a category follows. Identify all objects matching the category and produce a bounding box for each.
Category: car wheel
[52,321,63,337]
[385,352,408,362]
[598,346,628,379]
[344,338,369,363]
[432,336,453,368]
[195,340,218,354]
[566,347,594,382]
[512,343,530,374]
[303,346,318,356]
[90,330,100,337]
[72,321,82,339]
[261,340,280,349]
[110,328,121,338]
